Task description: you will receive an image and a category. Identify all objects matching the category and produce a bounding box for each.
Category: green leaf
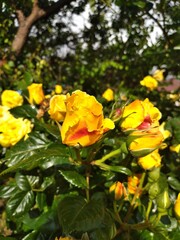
[0,134,70,176]
[6,190,34,218]
[59,170,87,189]
[58,196,105,233]
[10,104,37,118]
[0,184,19,199]
[15,173,39,191]
[22,230,39,240]
[98,163,132,175]
[168,176,180,191]
[36,192,47,211]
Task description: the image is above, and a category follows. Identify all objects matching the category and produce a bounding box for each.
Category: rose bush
[0,79,179,240]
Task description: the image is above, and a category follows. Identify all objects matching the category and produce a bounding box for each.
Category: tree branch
[11,0,75,56]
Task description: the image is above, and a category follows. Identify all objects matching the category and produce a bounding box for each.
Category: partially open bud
[138,150,161,170]
[156,190,171,213]
[128,174,142,196]
[109,181,127,200]
[174,193,180,219]
[127,129,164,157]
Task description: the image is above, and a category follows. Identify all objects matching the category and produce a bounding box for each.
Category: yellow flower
[174,193,180,219]
[140,76,158,91]
[120,98,161,132]
[48,95,67,122]
[128,174,142,196]
[60,90,115,147]
[138,149,161,170]
[170,144,180,153]
[159,122,171,140]
[55,85,63,94]
[1,90,23,108]
[109,181,127,200]
[102,88,114,101]
[152,69,164,82]
[0,106,12,124]
[27,83,45,104]
[0,116,33,147]
[128,129,164,157]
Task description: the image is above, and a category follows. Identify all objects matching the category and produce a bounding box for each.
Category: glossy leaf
[6,190,34,218]
[168,176,180,191]
[59,170,87,189]
[58,196,105,233]
[10,104,37,118]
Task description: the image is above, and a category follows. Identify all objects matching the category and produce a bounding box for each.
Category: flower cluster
[0,91,32,147]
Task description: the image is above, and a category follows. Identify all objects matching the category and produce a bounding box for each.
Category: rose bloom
[120,98,162,132]
[128,128,164,157]
[102,88,114,101]
[48,95,67,122]
[60,90,115,147]
[128,174,142,196]
[138,149,161,170]
[109,181,127,200]
[55,85,63,94]
[27,83,45,104]
[152,69,164,82]
[1,90,23,108]
[0,116,33,147]
[174,193,180,219]
[140,76,158,91]
[0,106,12,124]
[55,237,74,240]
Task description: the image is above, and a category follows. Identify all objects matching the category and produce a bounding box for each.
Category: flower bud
[148,175,167,200]
[102,88,114,101]
[156,190,171,213]
[138,150,161,170]
[128,174,142,196]
[109,181,127,200]
[148,167,161,183]
[127,129,164,158]
[174,193,180,219]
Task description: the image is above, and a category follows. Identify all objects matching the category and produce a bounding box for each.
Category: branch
[11,0,75,56]
[146,11,170,47]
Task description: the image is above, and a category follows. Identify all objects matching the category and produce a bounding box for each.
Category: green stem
[86,167,90,202]
[74,147,82,163]
[146,199,153,220]
[94,148,121,165]
[113,201,123,224]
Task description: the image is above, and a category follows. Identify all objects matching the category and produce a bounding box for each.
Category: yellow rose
[55,237,74,240]
[170,144,180,153]
[0,116,33,147]
[128,129,164,157]
[128,174,142,196]
[174,193,180,219]
[120,98,161,131]
[138,149,161,170]
[48,95,67,122]
[60,90,115,147]
[140,75,158,91]
[55,85,63,94]
[27,83,45,104]
[102,88,114,101]
[152,69,164,82]
[0,106,12,124]
[1,90,23,108]
[109,181,127,200]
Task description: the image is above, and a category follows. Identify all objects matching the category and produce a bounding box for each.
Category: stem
[74,147,82,163]
[94,148,121,165]
[113,201,123,224]
[146,199,153,221]
[86,167,90,202]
